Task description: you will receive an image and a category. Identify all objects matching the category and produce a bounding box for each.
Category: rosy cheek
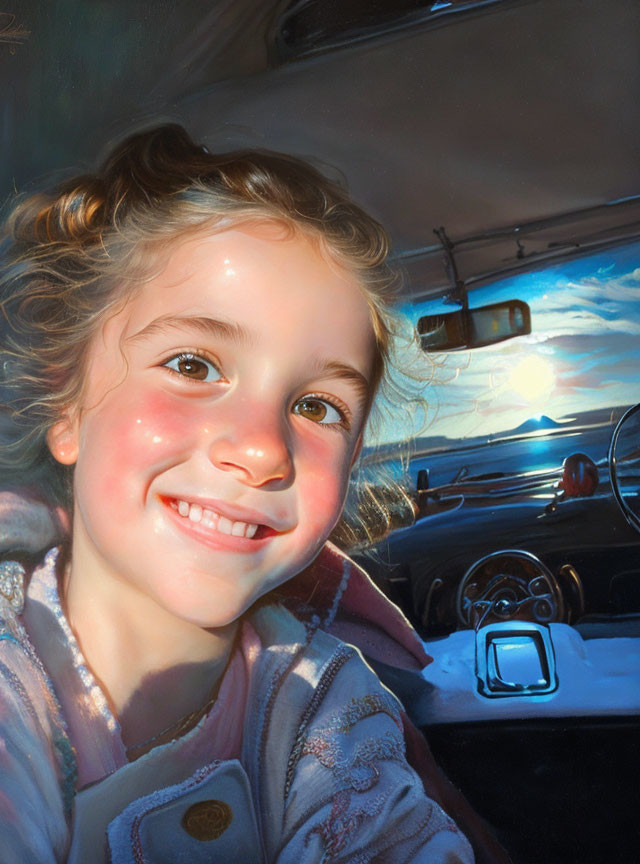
[298,433,352,531]
[78,390,198,500]
[122,391,194,452]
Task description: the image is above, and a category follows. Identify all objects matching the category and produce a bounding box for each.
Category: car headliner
[1,0,638,295]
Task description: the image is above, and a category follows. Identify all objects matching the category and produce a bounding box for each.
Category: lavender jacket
[0,549,473,864]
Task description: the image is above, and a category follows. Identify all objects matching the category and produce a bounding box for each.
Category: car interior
[2,1,639,862]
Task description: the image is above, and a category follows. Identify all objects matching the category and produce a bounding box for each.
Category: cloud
[385,251,640,442]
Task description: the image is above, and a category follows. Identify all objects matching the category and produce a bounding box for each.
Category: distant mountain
[511,414,567,434]
[362,404,631,465]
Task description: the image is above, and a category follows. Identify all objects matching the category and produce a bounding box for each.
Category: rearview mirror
[418,299,531,352]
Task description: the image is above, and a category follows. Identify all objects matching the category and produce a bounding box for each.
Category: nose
[207,412,294,488]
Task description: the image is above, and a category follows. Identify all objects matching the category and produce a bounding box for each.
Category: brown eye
[293,397,342,425]
[163,353,222,382]
[177,357,207,379]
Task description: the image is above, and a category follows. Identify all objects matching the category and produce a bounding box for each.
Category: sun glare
[508,355,555,403]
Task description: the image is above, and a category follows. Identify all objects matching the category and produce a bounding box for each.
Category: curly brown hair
[0,124,416,550]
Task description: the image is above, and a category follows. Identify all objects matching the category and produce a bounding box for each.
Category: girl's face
[50,225,376,628]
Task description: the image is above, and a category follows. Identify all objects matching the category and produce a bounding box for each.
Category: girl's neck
[63,530,238,754]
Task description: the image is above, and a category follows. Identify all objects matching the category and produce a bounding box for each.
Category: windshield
[387,241,640,449]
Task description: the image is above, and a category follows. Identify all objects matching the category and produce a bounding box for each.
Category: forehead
[108,225,377,368]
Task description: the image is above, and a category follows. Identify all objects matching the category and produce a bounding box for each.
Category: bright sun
[508,355,555,403]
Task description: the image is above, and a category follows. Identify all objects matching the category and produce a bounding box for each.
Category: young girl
[0,125,475,862]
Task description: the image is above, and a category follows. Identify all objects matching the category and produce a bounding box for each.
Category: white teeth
[188,504,203,523]
[217,516,233,535]
[201,509,219,529]
[172,499,261,539]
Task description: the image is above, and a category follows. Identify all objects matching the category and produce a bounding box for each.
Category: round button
[181,800,233,841]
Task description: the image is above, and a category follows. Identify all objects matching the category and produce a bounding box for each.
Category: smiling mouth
[161,496,277,541]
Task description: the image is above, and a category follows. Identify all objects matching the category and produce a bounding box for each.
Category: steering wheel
[609,402,640,535]
[456,549,565,629]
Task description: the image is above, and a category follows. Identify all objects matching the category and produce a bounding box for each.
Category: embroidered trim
[129,761,222,863]
[290,689,404,798]
[0,560,25,613]
[288,679,411,861]
[305,788,389,861]
[0,653,77,816]
[399,809,462,859]
[284,643,353,799]
[253,634,312,845]
[0,658,39,724]
[301,728,405,794]
[0,551,78,815]
[257,643,306,776]
[13,632,79,816]
[323,559,351,630]
[53,732,78,817]
[358,800,461,864]
[320,691,403,736]
[39,548,120,735]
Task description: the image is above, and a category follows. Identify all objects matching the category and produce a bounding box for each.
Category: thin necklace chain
[124,632,240,760]
[124,685,221,761]
[61,560,233,761]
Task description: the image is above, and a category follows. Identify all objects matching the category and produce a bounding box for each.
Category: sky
[370,240,640,446]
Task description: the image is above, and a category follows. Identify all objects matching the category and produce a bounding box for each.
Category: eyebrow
[125,314,255,347]
[312,359,370,404]
[126,313,370,401]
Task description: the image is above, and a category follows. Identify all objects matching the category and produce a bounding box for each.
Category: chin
[152,581,258,630]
